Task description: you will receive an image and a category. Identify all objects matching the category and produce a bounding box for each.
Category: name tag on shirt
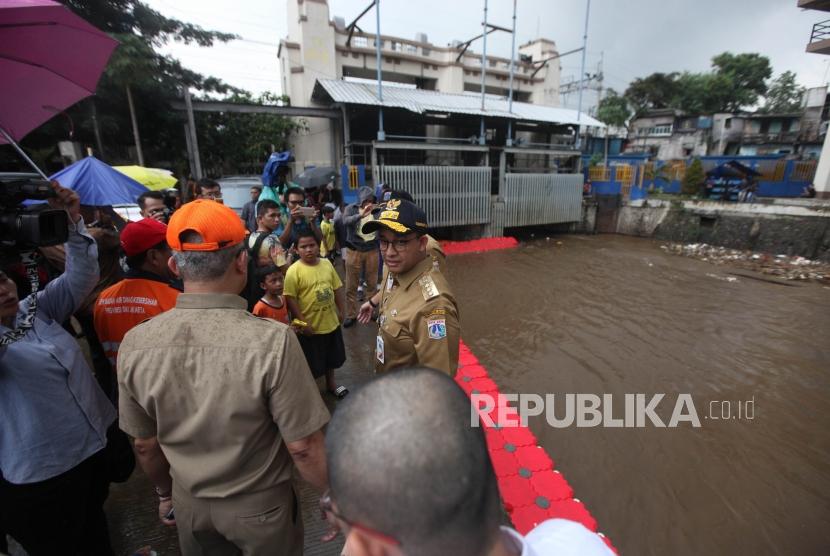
[376,335,385,364]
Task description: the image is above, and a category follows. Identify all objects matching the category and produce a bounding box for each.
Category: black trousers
[0,449,113,556]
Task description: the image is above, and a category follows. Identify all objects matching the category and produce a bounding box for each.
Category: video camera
[0,176,68,250]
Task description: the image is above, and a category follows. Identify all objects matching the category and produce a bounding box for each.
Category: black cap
[362,198,428,235]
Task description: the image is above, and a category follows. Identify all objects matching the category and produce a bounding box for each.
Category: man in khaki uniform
[118,200,329,556]
[358,199,459,375]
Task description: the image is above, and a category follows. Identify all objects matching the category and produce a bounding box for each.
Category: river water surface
[448,234,830,555]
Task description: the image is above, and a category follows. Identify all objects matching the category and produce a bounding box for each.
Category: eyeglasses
[378,236,416,253]
[200,192,223,200]
[319,490,400,546]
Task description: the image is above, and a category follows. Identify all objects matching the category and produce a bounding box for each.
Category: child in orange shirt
[252,265,289,324]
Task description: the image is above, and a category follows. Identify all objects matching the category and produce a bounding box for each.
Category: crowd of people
[0,176,613,556]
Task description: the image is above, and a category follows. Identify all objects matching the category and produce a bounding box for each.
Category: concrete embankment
[596,198,830,262]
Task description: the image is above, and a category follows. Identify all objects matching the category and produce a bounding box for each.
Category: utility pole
[89,99,105,161]
[183,87,203,180]
[125,85,144,166]
[575,0,591,151]
[479,0,488,146]
[595,52,604,116]
[506,0,517,147]
[375,0,385,141]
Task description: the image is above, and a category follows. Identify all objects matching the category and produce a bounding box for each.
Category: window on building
[354,36,369,48]
[391,41,403,52]
[683,147,693,156]
[724,118,732,129]
[405,44,418,54]
[423,47,431,56]
[653,124,672,135]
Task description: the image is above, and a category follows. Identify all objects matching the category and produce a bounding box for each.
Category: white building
[278,0,562,169]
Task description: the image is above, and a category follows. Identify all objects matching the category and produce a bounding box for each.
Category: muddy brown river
[11,234,827,556]
[449,234,830,555]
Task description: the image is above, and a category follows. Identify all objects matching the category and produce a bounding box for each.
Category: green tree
[711,52,772,111]
[761,71,804,113]
[596,89,631,127]
[624,72,680,116]
[682,158,705,196]
[596,89,630,164]
[622,52,773,117]
[196,92,306,176]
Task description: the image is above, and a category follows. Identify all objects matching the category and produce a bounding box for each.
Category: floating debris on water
[664,242,830,283]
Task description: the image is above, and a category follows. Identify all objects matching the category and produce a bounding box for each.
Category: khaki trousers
[173,481,302,556]
[345,248,379,319]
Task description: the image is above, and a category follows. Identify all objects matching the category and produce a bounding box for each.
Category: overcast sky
[144,0,830,112]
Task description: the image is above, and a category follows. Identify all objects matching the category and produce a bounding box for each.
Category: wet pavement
[8,235,830,555]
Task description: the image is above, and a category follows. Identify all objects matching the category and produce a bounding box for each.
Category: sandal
[329,386,349,399]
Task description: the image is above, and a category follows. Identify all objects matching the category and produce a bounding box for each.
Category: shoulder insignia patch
[427,317,447,340]
[418,275,439,300]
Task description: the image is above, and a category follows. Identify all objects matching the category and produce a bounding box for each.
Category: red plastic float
[441,236,519,255]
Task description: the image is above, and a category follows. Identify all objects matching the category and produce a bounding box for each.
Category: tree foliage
[761,71,804,114]
[624,52,773,116]
[682,158,705,196]
[196,93,306,176]
[596,89,631,128]
[623,73,679,115]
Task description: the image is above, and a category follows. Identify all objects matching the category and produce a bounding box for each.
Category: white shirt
[500,519,615,556]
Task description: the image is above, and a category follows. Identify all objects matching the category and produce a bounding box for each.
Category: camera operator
[0,181,117,555]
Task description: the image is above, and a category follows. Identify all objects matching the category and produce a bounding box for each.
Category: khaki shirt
[375,255,460,375]
[117,293,330,498]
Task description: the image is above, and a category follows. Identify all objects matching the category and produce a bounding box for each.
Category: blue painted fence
[584,155,815,200]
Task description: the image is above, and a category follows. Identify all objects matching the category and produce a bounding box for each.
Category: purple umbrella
[0,0,118,176]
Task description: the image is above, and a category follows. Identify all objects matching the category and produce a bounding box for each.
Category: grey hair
[171,231,243,282]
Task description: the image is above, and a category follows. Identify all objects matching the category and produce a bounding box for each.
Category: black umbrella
[294,166,338,190]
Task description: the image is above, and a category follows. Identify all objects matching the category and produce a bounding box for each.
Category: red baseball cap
[166,199,247,252]
[120,218,168,257]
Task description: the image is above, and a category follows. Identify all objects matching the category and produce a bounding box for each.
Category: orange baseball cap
[166,199,247,252]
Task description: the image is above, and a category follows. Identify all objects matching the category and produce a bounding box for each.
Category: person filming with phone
[278,186,321,255]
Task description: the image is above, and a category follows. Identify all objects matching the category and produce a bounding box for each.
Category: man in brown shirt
[118,200,329,556]
[359,199,460,375]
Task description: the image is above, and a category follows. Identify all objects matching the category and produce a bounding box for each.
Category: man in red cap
[117,200,329,556]
[93,218,180,372]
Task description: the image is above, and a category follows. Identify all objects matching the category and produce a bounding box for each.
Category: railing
[502,174,582,227]
[588,166,610,181]
[810,19,830,43]
[792,160,818,182]
[376,166,491,227]
[742,131,800,144]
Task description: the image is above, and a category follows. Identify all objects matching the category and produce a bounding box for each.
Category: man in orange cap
[117,200,329,556]
[93,218,179,374]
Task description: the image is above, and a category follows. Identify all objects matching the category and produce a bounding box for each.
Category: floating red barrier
[455,339,617,554]
[441,236,519,255]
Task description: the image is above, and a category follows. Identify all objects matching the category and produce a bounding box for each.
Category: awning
[312,79,605,128]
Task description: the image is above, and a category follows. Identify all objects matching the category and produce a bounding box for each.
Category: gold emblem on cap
[387,198,401,210]
[379,210,400,220]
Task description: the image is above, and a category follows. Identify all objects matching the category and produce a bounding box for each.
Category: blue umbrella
[48,156,148,205]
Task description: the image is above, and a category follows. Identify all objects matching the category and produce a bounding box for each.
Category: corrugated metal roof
[313,79,605,127]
